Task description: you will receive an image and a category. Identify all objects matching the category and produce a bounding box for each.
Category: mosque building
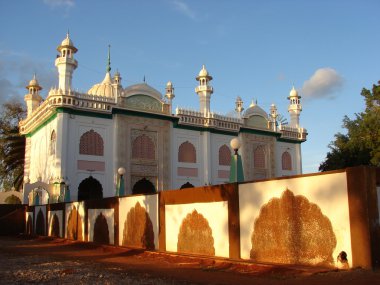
[20,33,307,203]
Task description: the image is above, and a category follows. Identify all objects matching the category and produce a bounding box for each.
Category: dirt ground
[0,236,379,285]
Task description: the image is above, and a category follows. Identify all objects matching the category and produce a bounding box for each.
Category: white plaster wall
[28,117,58,184]
[239,171,352,266]
[210,133,234,185]
[165,201,229,257]
[118,194,159,248]
[48,210,63,237]
[275,141,298,177]
[172,128,202,189]
[88,208,114,245]
[65,202,85,238]
[66,115,114,201]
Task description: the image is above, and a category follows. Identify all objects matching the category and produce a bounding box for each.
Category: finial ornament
[106,44,111,73]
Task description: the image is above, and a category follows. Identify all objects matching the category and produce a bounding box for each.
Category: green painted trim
[56,107,112,119]
[25,111,58,137]
[240,127,279,137]
[112,108,177,121]
[277,138,304,144]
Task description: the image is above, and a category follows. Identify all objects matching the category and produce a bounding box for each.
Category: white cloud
[42,0,75,9]
[301,67,344,100]
[170,0,197,20]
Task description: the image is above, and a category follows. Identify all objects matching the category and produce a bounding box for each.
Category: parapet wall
[23,166,380,269]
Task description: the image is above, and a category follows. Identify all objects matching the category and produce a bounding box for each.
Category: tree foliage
[0,101,26,190]
[319,81,380,171]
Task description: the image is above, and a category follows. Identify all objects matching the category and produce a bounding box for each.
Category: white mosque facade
[20,34,307,203]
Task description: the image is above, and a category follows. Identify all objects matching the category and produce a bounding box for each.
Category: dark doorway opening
[132,178,156,195]
[78,176,103,201]
[180,182,194,189]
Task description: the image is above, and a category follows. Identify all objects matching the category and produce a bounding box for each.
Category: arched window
[218,144,231,166]
[178,141,196,163]
[253,145,266,169]
[50,130,56,155]
[132,134,155,160]
[282,151,292,170]
[79,130,104,156]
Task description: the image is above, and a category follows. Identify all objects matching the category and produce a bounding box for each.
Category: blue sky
[1,0,379,173]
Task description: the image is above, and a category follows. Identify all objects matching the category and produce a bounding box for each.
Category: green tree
[319,81,380,171]
[0,101,26,190]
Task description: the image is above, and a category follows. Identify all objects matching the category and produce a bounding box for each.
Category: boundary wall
[22,166,380,269]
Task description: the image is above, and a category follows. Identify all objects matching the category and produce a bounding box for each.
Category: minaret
[24,74,43,117]
[270,103,278,131]
[235,96,244,118]
[165,81,175,114]
[195,65,213,115]
[55,32,78,92]
[287,86,302,128]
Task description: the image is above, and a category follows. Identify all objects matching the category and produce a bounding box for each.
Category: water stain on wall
[93,212,110,244]
[177,210,215,256]
[67,206,83,241]
[250,189,336,266]
[122,202,155,249]
[36,209,45,236]
[51,213,60,237]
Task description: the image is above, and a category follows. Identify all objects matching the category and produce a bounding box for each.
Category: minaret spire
[195,64,213,115]
[107,44,111,73]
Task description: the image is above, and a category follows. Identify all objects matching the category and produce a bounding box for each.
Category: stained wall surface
[239,171,351,266]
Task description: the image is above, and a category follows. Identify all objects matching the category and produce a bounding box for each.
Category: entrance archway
[78,176,103,201]
[132,178,156,195]
[36,210,45,236]
[180,182,194,189]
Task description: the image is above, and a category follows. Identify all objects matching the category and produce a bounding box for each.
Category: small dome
[244,101,268,118]
[123,83,163,100]
[57,32,78,52]
[87,73,115,97]
[289,86,299,98]
[196,64,213,81]
[166,81,173,87]
[26,75,42,90]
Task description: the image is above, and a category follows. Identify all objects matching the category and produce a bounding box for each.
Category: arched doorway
[132,178,156,195]
[180,182,194,189]
[93,213,109,244]
[36,210,45,236]
[51,214,60,237]
[78,176,103,201]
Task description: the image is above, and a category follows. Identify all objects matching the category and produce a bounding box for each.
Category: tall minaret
[195,65,213,115]
[235,96,244,118]
[55,32,78,92]
[270,103,278,131]
[165,81,175,114]
[287,86,302,128]
[24,74,42,117]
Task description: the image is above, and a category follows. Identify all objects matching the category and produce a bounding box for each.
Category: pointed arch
[132,134,155,160]
[282,151,292,170]
[50,130,56,155]
[132,178,156,195]
[67,206,83,241]
[79,130,104,156]
[78,176,103,201]
[50,214,60,237]
[180,182,194,189]
[36,210,45,236]
[178,141,196,163]
[218,144,231,166]
[93,213,110,244]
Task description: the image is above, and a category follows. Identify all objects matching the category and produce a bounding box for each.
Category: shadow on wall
[122,202,155,249]
[67,206,83,241]
[177,210,215,256]
[250,189,336,266]
[93,212,110,244]
[51,214,60,237]
[36,209,45,236]
[26,216,33,235]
